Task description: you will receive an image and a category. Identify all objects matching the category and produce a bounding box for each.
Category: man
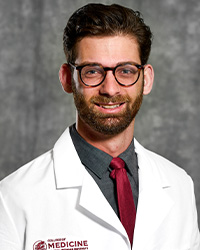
[0,3,199,250]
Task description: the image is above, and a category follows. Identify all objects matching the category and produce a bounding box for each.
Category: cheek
[82,88,99,101]
[72,74,84,95]
[73,81,98,101]
[133,79,144,95]
[127,84,144,102]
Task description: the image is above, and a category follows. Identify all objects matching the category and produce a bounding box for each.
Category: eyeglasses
[69,62,144,87]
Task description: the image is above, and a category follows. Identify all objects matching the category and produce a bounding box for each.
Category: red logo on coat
[33,240,47,250]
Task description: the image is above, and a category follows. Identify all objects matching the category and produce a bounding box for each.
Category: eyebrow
[75,60,142,67]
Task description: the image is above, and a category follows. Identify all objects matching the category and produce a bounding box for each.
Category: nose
[99,71,121,97]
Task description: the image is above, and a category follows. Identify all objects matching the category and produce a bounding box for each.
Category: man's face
[72,35,144,136]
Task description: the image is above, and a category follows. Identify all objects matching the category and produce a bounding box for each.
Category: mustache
[90,95,131,104]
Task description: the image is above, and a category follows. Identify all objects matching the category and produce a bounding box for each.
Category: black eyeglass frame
[69,62,145,87]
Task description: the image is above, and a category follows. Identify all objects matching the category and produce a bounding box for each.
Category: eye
[117,65,138,77]
[86,69,99,75]
[121,69,133,74]
[82,66,103,78]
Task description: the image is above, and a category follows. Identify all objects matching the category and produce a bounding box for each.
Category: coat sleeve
[189,177,200,250]
[0,191,21,250]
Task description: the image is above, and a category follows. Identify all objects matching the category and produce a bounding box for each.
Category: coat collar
[134,139,171,190]
[53,128,171,190]
[53,128,174,249]
[53,127,85,189]
[133,139,174,249]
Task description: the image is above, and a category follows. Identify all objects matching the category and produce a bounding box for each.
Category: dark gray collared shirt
[69,124,139,217]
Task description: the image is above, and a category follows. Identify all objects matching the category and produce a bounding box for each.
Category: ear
[143,64,154,95]
[59,63,73,93]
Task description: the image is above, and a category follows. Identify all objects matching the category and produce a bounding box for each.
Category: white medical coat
[0,127,199,250]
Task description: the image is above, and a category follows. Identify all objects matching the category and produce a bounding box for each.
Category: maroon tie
[110,157,136,246]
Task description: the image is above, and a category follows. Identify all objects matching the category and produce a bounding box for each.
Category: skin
[59,35,154,157]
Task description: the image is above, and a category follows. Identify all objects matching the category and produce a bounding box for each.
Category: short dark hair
[63,3,153,65]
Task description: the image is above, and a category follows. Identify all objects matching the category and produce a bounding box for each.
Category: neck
[76,117,135,157]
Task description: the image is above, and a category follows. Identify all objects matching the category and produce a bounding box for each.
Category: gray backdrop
[1,0,200,226]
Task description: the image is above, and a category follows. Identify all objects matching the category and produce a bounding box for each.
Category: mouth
[95,102,125,109]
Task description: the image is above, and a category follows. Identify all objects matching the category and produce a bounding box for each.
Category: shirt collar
[69,124,137,179]
[118,140,138,177]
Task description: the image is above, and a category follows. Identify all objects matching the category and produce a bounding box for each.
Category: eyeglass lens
[80,64,141,86]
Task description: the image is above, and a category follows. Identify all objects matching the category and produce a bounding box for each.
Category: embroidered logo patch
[33,238,88,250]
[33,240,47,250]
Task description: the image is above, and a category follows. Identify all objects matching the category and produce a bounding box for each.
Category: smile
[95,103,124,109]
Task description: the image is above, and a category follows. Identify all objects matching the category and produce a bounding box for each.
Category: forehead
[75,35,141,65]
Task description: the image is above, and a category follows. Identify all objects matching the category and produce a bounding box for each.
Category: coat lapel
[53,128,129,244]
[79,171,128,241]
[133,140,174,250]
[53,128,85,188]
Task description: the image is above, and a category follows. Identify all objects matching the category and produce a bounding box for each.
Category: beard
[72,82,144,136]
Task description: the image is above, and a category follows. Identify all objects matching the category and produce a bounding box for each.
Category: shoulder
[0,149,56,229]
[134,139,192,185]
[0,127,75,201]
[0,150,53,195]
[0,127,72,193]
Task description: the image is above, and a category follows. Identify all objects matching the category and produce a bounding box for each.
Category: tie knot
[110,157,125,170]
